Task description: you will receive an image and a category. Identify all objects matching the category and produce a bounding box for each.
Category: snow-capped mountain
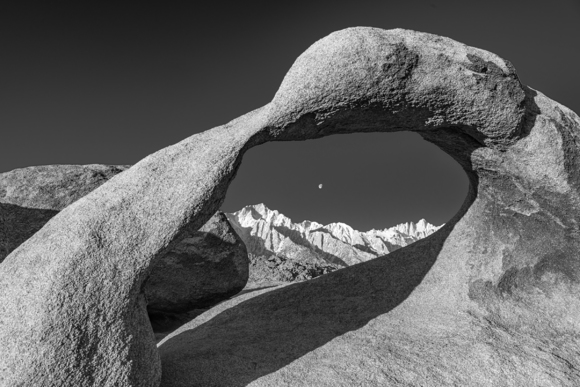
[226,203,442,271]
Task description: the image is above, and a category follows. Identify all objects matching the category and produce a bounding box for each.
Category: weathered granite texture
[246,253,338,284]
[0,165,248,314]
[2,27,580,386]
[0,164,129,262]
[145,211,248,314]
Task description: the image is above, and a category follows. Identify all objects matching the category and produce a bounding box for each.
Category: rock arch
[1,27,580,386]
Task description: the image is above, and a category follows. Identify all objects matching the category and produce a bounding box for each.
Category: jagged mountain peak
[388,219,440,237]
[325,221,355,232]
[226,204,443,270]
[234,204,440,236]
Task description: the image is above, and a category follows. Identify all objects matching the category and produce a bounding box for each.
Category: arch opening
[156,124,487,385]
[150,127,480,341]
[222,131,469,231]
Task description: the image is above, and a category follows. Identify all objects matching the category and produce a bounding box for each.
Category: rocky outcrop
[0,165,249,314]
[0,164,129,262]
[145,211,248,313]
[2,27,580,386]
[247,253,338,284]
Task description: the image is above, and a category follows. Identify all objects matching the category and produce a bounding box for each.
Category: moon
[318,184,323,189]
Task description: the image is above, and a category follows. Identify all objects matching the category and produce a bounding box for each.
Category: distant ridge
[225,203,442,282]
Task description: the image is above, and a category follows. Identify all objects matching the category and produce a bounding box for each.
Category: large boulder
[0,164,129,262]
[2,27,580,386]
[0,165,248,315]
[145,211,248,314]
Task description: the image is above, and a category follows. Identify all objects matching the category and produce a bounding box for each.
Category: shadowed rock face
[1,27,579,386]
[145,211,249,314]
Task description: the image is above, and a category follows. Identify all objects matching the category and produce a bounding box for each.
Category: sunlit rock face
[227,203,441,283]
[2,27,580,386]
[0,165,249,315]
[0,166,250,386]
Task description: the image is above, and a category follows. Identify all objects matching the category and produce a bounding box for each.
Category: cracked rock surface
[1,27,580,386]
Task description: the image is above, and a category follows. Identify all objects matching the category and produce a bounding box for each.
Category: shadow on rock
[149,285,281,343]
[0,203,58,263]
[158,208,465,386]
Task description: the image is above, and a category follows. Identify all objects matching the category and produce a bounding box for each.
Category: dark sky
[1,1,579,231]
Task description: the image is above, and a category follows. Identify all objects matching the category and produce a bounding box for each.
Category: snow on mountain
[226,203,443,271]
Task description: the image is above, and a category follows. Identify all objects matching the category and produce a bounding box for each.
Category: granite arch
[1,27,580,386]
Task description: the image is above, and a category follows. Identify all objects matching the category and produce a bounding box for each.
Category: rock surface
[247,252,338,284]
[0,165,249,315]
[0,164,129,262]
[145,211,248,314]
[2,27,580,386]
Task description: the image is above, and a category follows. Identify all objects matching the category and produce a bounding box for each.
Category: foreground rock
[145,211,248,314]
[2,27,580,386]
[147,211,249,343]
[0,164,129,262]
[0,165,248,315]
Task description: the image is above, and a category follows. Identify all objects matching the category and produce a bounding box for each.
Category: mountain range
[226,203,442,283]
